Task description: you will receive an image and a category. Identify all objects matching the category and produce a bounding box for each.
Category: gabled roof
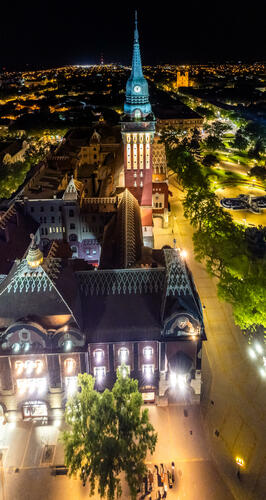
[63,176,83,201]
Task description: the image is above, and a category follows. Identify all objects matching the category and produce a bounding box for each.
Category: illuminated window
[119,347,129,362]
[93,348,104,362]
[35,360,43,375]
[134,109,141,119]
[142,364,154,380]
[118,365,130,378]
[94,366,106,381]
[64,358,76,375]
[15,360,24,376]
[143,346,153,360]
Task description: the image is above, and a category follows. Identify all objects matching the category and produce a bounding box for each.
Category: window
[69,234,77,242]
[50,206,54,212]
[45,228,48,235]
[64,358,76,375]
[69,209,74,217]
[92,250,97,255]
[86,250,90,255]
[70,223,75,230]
[59,206,62,212]
[94,154,97,159]
[94,366,106,381]
[119,347,129,362]
[143,346,153,360]
[40,206,44,212]
[71,246,77,253]
[44,217,47,223]
[41,228,44,235]
[93,348,104,362]
[51,217,55,223]
[40,217,43,223]
[118,365,130,378]
[93,349,104,363]
[142,364,154,380]
[30,206,34,213]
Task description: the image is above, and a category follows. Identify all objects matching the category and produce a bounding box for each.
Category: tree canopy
[62,372,157,500]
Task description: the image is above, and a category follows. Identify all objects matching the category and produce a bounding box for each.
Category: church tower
[121,11,156,247]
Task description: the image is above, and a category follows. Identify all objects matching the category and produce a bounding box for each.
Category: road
[154,178,266,500]
[0,405,233,500]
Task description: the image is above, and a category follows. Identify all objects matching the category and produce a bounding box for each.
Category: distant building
[176,70,189,89]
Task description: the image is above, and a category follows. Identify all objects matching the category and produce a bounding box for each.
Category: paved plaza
[0,405,233,500]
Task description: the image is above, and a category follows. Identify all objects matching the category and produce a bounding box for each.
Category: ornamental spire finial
[134,10,139,42]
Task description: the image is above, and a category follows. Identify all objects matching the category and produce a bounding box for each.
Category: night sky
[1,2,266,69]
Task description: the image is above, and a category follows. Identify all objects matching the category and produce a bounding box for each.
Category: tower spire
[131,10,143,78]
[134,10,139,42]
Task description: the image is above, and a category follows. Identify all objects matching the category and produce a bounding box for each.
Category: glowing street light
[180,249,188,259]
[254,343,263,355]
[248,347,257,360]
[177,374,186,392]
[235,456,245,468]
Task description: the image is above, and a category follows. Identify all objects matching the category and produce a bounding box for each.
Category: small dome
[26,234,43,269]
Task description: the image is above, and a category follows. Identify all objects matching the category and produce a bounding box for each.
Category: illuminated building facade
[176,70,189,89]
[0,195,205,422]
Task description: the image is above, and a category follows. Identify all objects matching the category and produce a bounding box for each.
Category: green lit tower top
[124,11,152,119]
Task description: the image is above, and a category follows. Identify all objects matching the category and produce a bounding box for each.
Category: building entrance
[22,400,48,421]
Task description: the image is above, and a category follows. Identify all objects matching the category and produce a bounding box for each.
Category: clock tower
[121,11,156,247]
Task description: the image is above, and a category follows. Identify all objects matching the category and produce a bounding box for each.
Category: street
[154,178,266,500]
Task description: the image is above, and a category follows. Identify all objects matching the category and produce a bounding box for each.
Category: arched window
[119,347,129,362]
[15,360,24,376]
[93,348,104,362]
[69,234,77,242]
[64,358,76,375]
[134,109,141,119]
[143,346,153,360]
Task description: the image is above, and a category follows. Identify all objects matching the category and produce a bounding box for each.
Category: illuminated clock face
[134,85,141,93]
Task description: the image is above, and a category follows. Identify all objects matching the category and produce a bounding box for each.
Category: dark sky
[1,2,266,69]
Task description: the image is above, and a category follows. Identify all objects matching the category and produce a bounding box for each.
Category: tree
[249,165,266,181]
[202,153,218,167]
[62,372,157,500]
[233,132,249,152]
[204,135,224,151]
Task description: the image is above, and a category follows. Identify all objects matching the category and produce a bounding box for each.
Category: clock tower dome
[121,11,156,247]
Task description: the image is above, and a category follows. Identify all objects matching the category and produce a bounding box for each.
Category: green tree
[204,135,224,151]
[62,372,157,500]
[249,165,266,181]
[202,153,218,167]
[233,132,249,152]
